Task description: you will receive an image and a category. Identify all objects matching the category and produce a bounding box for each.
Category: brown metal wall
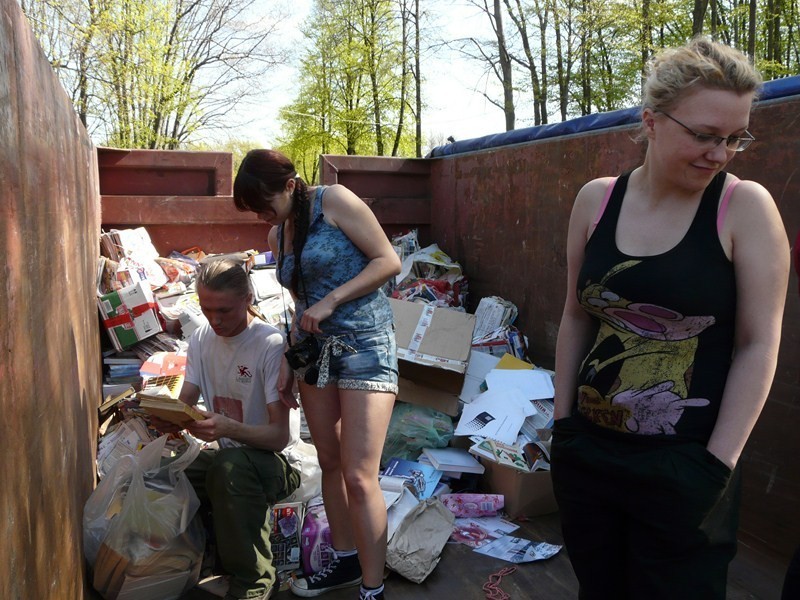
[0,1,101,598]
[97,147,264,255]
[319,154,434,243]
[428,97,800,561]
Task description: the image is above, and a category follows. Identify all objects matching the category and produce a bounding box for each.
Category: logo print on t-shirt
[236,365,252,383]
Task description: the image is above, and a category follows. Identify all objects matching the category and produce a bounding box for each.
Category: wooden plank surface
[177,511,788,600]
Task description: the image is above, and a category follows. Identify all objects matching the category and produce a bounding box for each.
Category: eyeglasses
[659,111,755,152]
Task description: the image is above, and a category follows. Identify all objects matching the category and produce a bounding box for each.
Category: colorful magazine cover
[382,458,443,500]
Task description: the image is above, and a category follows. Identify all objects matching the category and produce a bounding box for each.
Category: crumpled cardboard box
[389,298,476,416]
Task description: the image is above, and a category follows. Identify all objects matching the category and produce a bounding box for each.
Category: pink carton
[301,497,334,576]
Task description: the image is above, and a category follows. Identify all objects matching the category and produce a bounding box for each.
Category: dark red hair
[233,149,311,296]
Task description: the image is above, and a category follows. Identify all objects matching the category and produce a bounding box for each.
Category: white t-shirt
[185,317,285,449]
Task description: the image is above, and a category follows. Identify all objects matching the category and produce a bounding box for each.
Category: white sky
[224,0,508,153]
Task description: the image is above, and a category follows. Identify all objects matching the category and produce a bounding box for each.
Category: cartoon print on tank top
[577,260,713,434]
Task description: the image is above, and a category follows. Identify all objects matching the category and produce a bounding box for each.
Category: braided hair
[233,149,311,296]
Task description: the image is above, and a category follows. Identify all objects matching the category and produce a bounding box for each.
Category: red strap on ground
[482,566,518,600]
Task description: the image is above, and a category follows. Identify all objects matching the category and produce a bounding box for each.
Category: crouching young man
[155,256,300,600]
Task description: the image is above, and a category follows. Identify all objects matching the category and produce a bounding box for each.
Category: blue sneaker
[289,552,362,597]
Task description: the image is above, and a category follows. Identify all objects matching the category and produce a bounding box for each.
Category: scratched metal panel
[0,1,101,598]
[429,126,646,362]
[319,154,433,245]
[97,147,233,196]
[98,148,242,253]
[429,98,800,562]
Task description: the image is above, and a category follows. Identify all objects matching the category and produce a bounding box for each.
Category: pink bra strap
[717,178,740,235]
[592,177,618,228]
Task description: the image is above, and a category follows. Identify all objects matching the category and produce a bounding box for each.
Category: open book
[137,395,205,427]
[136,375,203,427]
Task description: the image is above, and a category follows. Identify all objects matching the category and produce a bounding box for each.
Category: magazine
[382,458,443,500]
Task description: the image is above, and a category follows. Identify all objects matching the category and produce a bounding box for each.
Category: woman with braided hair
[234,149,401,600]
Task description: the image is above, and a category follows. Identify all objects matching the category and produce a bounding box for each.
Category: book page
[380,475,413,508]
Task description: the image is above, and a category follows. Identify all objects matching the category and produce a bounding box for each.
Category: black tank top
[575,171,736,442]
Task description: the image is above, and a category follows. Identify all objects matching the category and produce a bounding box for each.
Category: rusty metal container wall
[428,97,800,561]
[319,154,434,244]
[0,1,101,598]
[429,127,646,362]
[99,152,435,255]
[97,147,269,254]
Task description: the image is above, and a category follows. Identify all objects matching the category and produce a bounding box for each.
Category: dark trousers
[185,447,300,599]
[551,416,740,600]
[782,544,800,600]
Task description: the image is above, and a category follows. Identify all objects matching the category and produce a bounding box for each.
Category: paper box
[270,502,304,571]
[389,298,476,416]
[479,459,558,519]
[98,281,162,351]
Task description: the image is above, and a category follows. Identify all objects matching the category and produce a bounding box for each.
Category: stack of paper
[453,352,555,473]
[472,296,518,340]
[100,227,168,288]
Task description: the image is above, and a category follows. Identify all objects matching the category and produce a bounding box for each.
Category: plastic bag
[381,403,454,465]
[83,435,205,600]
[280,439,323,504]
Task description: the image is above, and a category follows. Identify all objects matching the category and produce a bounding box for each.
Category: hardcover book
[137,395,205,427]
[421,446,485,474]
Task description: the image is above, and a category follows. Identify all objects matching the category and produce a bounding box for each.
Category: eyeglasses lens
[729,136,753,152]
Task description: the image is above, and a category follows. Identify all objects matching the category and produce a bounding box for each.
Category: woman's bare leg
[339,389,395,588]
[297,382,355,551]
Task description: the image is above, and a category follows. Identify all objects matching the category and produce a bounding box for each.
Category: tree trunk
[552,0,568,121]
[414,0,422,157]
[642,0,651,84]
[494,0,515,130]
[504,0,543,125]
[580,0,590,115]
[692,0,709,36]
[536,0,548,124]
[711,0,718,37]
[391,0,408,157]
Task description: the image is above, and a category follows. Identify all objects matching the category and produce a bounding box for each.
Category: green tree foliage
[277,0,419,160]
[23,0,285,149]
[474,0,800,128]
[24,0,800,153]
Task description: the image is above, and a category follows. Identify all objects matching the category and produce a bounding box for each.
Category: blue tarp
[428,75,800,158]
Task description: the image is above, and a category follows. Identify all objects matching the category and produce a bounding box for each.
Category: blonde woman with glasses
[551,37,789,599]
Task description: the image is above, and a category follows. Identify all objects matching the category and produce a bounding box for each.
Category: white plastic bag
[83,435,205,600]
